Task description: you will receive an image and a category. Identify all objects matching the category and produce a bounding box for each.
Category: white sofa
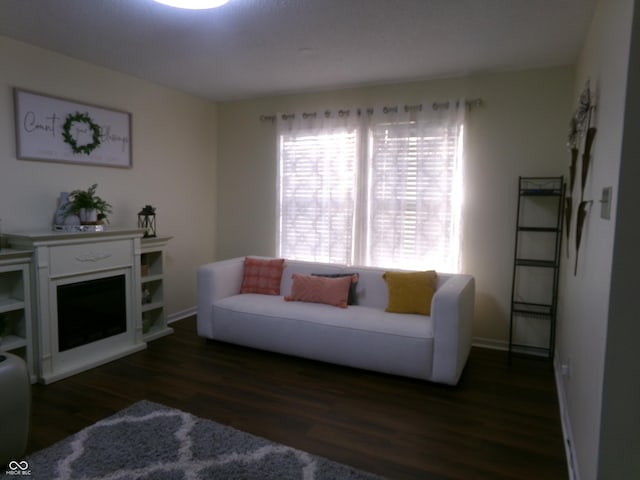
[197,257,475,385]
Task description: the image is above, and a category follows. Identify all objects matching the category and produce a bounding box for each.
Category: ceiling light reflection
[153,0,229,10]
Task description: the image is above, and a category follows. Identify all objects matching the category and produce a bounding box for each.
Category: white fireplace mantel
[7,228,147,383]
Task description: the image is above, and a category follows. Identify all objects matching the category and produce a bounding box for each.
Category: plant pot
[79,208,98,224]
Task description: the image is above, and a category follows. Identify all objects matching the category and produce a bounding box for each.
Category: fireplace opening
[57,274,127,352]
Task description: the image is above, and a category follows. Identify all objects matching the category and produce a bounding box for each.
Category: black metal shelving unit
[509,176,565,362]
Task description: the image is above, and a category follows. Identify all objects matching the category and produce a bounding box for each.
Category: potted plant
[67,183,113,224]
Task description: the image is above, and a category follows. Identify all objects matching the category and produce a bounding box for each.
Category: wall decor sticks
[575,200,592,276]
[565,79,597,275]
[565,196,572,257]
[580,127,597,199]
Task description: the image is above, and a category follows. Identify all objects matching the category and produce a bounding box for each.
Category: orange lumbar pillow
[382,270,437,315]
[285,273,357,308]
[311,272,360,305]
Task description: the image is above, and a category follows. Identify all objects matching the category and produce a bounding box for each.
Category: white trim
[472,339,579,478]
[168,307,197,324]
[554,355,580,480]
[472,337,508,351]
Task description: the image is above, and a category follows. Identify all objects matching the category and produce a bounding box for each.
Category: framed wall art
[13,88,132,168]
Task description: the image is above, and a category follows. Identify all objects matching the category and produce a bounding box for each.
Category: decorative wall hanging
[62,112,102,155]
[580,126,597,199]
[13,88,132,168]
[564,196,572,257]
[565,79,597,274]
[575,81,592,132]
[569,146,579,193]
[574,200,592,275]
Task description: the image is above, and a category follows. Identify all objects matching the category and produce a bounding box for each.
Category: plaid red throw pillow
[240,257,286,295]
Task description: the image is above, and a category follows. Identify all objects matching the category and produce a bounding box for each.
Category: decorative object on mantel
[65,183,112,226]
[53,188,106,232]
[54,192,72,226]
[53,225,106,233]
[138,205,157,238]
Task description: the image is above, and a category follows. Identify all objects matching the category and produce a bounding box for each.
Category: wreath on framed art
[62,112,102,155]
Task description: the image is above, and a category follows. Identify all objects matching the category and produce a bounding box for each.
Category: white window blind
[366,122,463,271]
[278,126,358,265]
[277,102,465,272]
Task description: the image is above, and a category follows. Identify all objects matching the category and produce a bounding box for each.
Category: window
[277,103,465,272]
[278,128,358,265]
[365,120,464,271]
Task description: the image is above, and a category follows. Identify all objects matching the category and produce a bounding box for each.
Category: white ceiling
[0,0,597,101]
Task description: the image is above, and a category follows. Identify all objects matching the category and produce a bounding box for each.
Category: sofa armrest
[430,274,475,385]
[197,257,245,338]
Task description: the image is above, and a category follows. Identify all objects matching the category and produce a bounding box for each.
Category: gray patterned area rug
[26,400,383,480]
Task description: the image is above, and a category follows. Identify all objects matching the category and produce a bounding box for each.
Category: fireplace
[7,229,147,383]
[57,274,127,352]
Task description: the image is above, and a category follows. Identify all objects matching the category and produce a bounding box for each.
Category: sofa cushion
[383,270,437,315]
[240,257,285,295]
[285,273,355,308]
[214,294,434,339]
[211,293,435,380]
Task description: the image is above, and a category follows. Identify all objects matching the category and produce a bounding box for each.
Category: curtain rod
[259,98,482,122]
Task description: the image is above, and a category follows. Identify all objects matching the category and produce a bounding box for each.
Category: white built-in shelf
[140,236,173,342]
[0,248,34,382]
[0,298,26,313]
[0,335,27,351]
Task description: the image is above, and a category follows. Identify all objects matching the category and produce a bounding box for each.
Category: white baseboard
[554,356,580,480]
[167,307,196,324]
[472,337,579,479]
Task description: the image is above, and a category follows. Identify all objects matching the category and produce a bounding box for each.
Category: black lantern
[138,205,156,238]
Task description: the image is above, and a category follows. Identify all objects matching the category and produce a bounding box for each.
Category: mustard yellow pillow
[382,270,437,315]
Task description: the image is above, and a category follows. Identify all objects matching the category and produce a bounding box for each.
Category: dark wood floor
[26,316,567,480]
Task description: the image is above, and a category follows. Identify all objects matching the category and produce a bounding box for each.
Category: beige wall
[0,36,217,319]
[216,66,575,343]
[555,0,638,478]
